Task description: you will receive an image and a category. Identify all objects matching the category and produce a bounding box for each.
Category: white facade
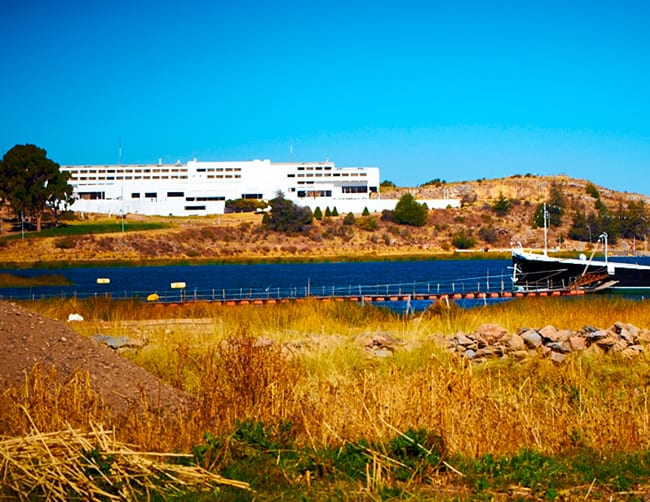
[61,159,460,216]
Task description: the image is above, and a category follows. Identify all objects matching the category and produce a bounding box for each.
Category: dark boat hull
[512,250,650,292]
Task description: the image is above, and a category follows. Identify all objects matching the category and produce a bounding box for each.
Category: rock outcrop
[446,322,648,363]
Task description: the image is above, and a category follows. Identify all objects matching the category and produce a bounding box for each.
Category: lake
[0,259,512,304]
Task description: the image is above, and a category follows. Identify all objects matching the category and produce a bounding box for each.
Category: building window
[145,192,157,198]
[342,186,368,194]
[131,193,140,199]
[185,205,206,211]
[167,192,184,197]
[78,192,105,200]
[242,193,263,199]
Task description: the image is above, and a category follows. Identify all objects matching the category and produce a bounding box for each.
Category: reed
[5,295,650,497]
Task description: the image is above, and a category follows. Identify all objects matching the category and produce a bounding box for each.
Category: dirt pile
[0,301,193,416]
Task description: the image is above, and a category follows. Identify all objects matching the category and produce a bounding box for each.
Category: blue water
[0,259,512,303]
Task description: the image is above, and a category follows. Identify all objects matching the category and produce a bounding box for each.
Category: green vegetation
[225,198,268,213]
[0,144,73,231]
[491,191,511,216]
[0,221,170,240]
[262,193,313,233]
[6,295,650,499]
[0,272,71,288]
[451,229,476,249]
[392,193,429,227]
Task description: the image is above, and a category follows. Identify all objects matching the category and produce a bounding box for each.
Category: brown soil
[0,300,192,416]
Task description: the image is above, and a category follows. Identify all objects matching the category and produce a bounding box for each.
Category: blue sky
[2,0,649,194]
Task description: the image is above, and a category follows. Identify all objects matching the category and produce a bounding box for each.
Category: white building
[61,159,459,216]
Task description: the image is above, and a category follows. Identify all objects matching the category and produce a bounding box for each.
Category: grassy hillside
[0,174,648,266]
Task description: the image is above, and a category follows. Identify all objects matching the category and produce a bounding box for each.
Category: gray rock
[587,330,607,342]
[521,329,543,348]
[546,341,571,353]
[464,349,478,360]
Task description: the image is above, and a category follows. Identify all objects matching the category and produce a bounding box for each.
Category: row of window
[297,190,333,198]
[75,175,190,181]
[196,167,241,172]
[288,172,366,178]
[131,192,225,202]
[296,166,332,171]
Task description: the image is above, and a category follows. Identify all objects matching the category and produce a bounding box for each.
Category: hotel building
[61,158,459,216]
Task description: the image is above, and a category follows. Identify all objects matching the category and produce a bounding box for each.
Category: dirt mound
[0,301,193,416]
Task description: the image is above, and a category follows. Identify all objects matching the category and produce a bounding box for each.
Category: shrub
[357,216,378,232]
[313,207,323,220]
[393,194,428,227]
[451,230,476,249]
[263,194,313,233]
[343,212,355,225]
[362,207,370,216]
[54,236,76,249]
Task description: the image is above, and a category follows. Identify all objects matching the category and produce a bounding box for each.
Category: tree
[0,144,73,231]
[313,206,323,220]
[262,193,313,233]
[393,193,428,227]
[491,192,511,217]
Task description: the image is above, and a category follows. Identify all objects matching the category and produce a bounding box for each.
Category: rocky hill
[1,174,649,265]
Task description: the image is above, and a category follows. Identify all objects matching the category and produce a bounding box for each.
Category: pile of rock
[447,322,650,363]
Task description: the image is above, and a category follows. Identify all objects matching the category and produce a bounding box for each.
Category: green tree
[393,193,428,227]
[0,144,73,231]
[380,180,396,189]
[313,206,323,220]
[362,207,370,216]
[532,183,567,229]
[491,192,511,217]
[262,193,313,233]
[331,207,339,217]
[324,207,332,217]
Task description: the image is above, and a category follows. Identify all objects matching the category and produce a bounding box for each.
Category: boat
[512,232,650,293]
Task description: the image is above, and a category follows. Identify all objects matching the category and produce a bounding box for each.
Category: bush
[343,212,356,225]
[54,236,76,249]
[393,194,428,227]
[263,194,313,233]
[357,216,378,232]
[362,207,370,216]
[313,207,323,220]
[451,230,476,249]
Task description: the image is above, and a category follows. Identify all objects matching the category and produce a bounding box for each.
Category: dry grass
[7,296,650,460]
[0,411,249,501]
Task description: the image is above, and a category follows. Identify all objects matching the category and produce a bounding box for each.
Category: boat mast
[600,232,608,264]
[543,203,549,256]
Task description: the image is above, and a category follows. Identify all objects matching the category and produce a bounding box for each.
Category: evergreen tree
[393,193,428,227]
[313,206,323,220]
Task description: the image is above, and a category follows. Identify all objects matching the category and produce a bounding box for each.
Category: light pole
[586,224,592,243]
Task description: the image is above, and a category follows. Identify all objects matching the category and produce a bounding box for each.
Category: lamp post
[586,224,592,243]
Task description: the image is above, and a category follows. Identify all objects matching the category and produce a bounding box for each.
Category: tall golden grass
[6,296,650,460]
